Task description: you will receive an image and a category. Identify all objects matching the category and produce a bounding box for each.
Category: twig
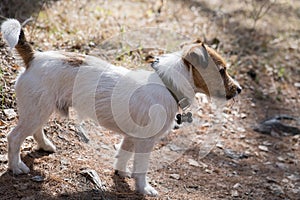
[0,15,7,20]
[29,0,48,42]
[21,17,33,27]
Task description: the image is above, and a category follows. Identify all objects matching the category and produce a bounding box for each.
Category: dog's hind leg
[33,128,56,152]
[7,96,53,175]
[8,116,53,174]
[114,136,134,178]
[7,124,32,175]
[132,139,158,196]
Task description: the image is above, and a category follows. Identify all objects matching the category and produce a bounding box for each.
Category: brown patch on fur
[182,59,209,95]
[15,29,34,69]
[192,65,210,95]
[205,46,227,70]
[145,55,156,63]
[222,70,240,100]
[205,48,240,99]
[182,43,240,99]
[62,52,86,67]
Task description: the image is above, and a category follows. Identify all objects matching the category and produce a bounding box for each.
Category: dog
[1,19,241,196]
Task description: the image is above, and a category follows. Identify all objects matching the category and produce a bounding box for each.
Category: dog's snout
[237,86,242,94]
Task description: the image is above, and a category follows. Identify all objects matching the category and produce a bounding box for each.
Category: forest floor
[0,0,300,199]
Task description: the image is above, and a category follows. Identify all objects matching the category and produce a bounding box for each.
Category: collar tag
[176,112,193,125]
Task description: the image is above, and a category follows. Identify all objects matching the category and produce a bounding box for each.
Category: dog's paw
[137,184,158,196]
[10,161,30,175]
[37,141,56,153]
[115,169,131,178]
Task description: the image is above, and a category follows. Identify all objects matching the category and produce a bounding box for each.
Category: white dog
[1,19,241,196]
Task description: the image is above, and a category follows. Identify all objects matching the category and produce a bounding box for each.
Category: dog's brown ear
[183,44,209,68]
[180,38,203,48]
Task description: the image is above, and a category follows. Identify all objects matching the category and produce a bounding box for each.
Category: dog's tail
[1,19,34,69]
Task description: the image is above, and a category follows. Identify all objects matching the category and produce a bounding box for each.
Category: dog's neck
[151,52,195,110]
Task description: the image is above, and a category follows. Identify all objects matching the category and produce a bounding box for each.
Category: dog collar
[151,58,191,111]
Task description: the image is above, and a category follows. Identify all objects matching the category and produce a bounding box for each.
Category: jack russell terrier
[1,19,241,196]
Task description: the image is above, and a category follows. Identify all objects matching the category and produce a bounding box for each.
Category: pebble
[240,113,247,119]
[233,183,241,189]
[268,183,284,195]
[266,176,278,183]
[291,188,300,194]
[282,178,289,183]
[294,82,300,88]
[168,144,184,152]
[3,109,17,120]
[237,127,246,132]
[275,162,288,170]
[170,173,180,180]
[0,155,7,163]
[287,174,300,181]
[231,189,239,197]
[224,149,248,160]
[216,142,223,149]
[31,175,45,182]
[188,159,200,167]
[258,145,269,152]
[277,156,285,162]
[239,134,246,139]
[201,122,211,128]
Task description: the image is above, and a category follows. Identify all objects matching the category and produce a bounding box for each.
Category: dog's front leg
[114,136,134,178]
[132,139,158,196]
[33,128,56,152]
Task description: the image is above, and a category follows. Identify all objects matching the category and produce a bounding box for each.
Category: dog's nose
[237,87,242,94]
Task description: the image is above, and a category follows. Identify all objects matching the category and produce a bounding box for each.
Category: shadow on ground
[0,150,146,200]
[0,0,58,23]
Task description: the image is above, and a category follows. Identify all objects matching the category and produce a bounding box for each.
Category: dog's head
[182,41,241,100]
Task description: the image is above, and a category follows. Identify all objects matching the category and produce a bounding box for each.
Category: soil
[0,0,299,200]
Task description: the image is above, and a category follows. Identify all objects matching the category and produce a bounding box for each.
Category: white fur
[1,19,21,49]
[155,52,195,100]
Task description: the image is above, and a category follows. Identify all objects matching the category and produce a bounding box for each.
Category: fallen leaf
[80,169,105,190]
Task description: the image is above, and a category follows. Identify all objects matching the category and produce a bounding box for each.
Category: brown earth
[0,0,300,199]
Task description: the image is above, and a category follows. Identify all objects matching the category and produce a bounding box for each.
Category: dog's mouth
[226,94,235,100]
[226,91,240,100]
[226,86,242,100]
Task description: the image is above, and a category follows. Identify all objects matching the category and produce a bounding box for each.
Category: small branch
[21,17,33,27]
